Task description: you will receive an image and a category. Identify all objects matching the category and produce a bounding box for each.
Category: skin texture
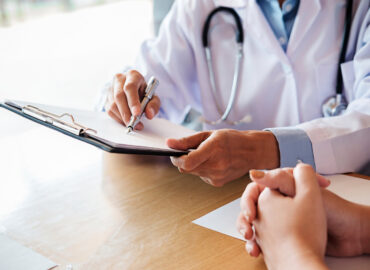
[167,129,280,187]
[236,168,331,257]
[105,71,161,130]
[238,164,329,270]
[106,72,281,187]
[237,165,370,270]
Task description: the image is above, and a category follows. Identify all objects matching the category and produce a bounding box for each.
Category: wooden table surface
[0,108,267,270]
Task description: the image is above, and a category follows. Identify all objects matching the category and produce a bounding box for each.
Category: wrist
[272,248,328,270]
[360,206,370,254]
[251,131,280,169]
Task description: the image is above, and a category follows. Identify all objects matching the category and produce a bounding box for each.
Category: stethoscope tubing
[203,1,353,124]
[202,6,248,125]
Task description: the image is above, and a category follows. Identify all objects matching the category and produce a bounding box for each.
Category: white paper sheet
[193,174,370,269]
[12,101,195,150]
[0,233,57,270]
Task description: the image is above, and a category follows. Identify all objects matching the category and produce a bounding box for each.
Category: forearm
[265,237,328,270]
[360,205,370,254]
[271,250,328,270]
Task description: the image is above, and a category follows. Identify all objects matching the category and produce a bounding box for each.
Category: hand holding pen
[127,76,159,133]
[105,71,161,131]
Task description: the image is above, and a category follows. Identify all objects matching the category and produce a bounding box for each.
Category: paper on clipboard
[1,100,196,155]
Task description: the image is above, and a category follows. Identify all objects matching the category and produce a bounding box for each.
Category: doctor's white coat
[127,0,370,174]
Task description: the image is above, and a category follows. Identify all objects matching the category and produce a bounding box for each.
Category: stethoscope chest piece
[322,94,347,117]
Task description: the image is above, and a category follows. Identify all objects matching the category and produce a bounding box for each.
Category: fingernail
[149,108,155,117]
[250,170,265,179]
[246,242,253,254]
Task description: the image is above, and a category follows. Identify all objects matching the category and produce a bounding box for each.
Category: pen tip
[126,127,132,134]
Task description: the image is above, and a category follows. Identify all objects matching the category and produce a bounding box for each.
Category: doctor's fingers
[166,131,212,151]
[171,133,218,172]
[106,102,124,125]
[170,155,208,176]
[113,73,131,124]
[123,70,147,116]
[199,175,228,187]
[170,156,222,185]
[144,95,161,119]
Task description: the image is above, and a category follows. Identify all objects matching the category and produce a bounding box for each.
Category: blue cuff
[265,128,316,170]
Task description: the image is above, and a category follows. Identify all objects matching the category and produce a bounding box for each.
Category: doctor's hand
[167,129,280,187]
[241,164,328,270]
[105,70,161,130]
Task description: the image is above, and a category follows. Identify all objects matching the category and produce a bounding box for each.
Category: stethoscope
[202,1,353,125]
[322,0,353,117]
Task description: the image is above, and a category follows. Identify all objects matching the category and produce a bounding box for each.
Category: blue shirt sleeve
[265,127,316,170]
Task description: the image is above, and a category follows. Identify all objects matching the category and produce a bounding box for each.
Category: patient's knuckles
[258,189,272,205]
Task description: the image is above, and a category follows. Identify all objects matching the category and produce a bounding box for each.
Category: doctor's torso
[136,0,362,131]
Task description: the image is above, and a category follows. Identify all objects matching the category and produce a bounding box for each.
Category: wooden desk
[0,109,266,269]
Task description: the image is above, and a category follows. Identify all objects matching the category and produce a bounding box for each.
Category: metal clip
[22,105,97,136]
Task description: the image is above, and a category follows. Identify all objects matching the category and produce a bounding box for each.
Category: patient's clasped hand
[237,164,370,270]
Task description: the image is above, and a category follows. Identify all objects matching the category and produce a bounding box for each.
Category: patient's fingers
[236,213,254,240]
[250,169,296,196]
[250,168,330,197]
[317,174,331,188]
[240,182,264,223]
[246,239,261,257]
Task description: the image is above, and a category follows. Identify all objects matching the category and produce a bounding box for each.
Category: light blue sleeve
[266,128,316,170]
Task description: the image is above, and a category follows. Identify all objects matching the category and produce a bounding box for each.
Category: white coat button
[279,37,287,45]
[285,4,292,12]
[282,64,292,74]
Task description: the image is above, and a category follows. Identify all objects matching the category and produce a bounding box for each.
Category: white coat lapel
[245,0,290,65]
[288,0,321,54]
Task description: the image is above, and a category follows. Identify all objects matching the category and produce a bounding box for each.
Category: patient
[236,164,370,270]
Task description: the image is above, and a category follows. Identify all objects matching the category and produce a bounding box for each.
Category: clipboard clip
[22,105,97,136]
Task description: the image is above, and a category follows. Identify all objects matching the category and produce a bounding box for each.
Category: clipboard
[0,100,194,156]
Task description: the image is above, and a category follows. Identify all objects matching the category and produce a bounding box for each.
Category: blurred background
[0,0,174,110]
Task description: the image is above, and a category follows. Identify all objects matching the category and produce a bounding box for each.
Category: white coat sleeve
[297,9,370,175]
[134,0,202,124]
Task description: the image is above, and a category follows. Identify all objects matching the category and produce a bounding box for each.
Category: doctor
[103,0,370,186]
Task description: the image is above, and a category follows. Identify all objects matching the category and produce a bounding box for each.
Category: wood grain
[0,109,265,269]
[1,109,368,270]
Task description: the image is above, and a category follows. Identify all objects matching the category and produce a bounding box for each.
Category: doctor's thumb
[166,131,211,150]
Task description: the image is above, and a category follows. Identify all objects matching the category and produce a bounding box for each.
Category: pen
[126,76,159,134]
